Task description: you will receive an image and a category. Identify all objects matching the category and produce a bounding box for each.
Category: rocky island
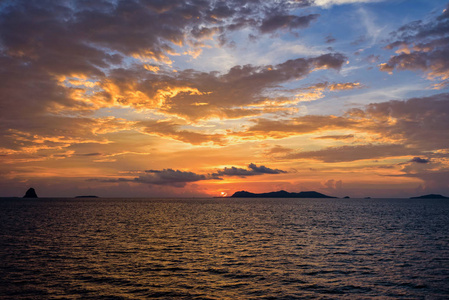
[410,194,448,199]
[230,190,336,198]
[23,188,38,198]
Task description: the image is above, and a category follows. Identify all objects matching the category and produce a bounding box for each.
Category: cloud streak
[313,0,386,8]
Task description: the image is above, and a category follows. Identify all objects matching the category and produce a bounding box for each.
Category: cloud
[94,169,208,188]
[297,81,361,97]
[365,54,380,63]
[259,14,319,33]
[325,35,336,44]
[74,91,449,150]
[94,163,286,187]
[390,157,449,194]
[0,0,446,198]
[315,134,354,140]
[277,93,449,162]
[402,171,449,193]
[324,179,342,192]
[94,53,347,121]
[299,81,362,92]
[138,120,227,145]
[0,116,134,157]
[0,0,348,159]
[253,93,449,162]
[76,152,103,157]
[410,157,430,164]
[238,115,357,139]
[286,144,411,163]
[312,0,385,8]
[327,82,362,91]
[212,163,287,177]
[137,169,208,187]
[0,0,335,113]
[381,4,449,84]
[276,81,362,103]
[248,163,287,174]
[348,93,449,150]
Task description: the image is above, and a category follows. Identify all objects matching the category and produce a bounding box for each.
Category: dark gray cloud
[93,163,286,187]
[93,169,208,187]
[138,169,207,187]
[248,163,287,174]
[212,163,287,177]
[381,4,449,83]
[410,157,430,164]
[77,152,103,157]
[259,14,319,33]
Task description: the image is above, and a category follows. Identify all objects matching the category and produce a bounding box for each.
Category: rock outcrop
[23,188,38,198]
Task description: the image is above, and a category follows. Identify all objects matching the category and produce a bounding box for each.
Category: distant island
[410,194,448,199]
[230,190,336,198]
[75,195,99,198]
[23,188,38,198]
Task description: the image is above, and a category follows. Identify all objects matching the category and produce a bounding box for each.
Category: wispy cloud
[313,0,386,8]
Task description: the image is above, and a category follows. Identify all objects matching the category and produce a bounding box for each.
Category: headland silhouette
[230,190,336,198]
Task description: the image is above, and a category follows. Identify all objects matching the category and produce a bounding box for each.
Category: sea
[1,197,448,299]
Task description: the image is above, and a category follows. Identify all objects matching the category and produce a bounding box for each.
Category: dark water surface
[1,197,448,299]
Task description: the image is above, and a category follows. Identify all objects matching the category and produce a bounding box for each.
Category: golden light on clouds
[0,0,448,198]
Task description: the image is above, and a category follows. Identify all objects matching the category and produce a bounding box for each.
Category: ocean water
[0,198,448,299]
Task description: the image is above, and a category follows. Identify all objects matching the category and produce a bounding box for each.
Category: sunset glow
[1,0,449,198]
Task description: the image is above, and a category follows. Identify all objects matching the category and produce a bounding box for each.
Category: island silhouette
[23,188,38,198]
[410,194,448,199]
[230,190,336,198]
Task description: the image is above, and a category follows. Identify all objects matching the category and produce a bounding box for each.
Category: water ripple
[1,198,448,299]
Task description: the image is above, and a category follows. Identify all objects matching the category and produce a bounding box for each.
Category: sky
[1,0,449,198]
